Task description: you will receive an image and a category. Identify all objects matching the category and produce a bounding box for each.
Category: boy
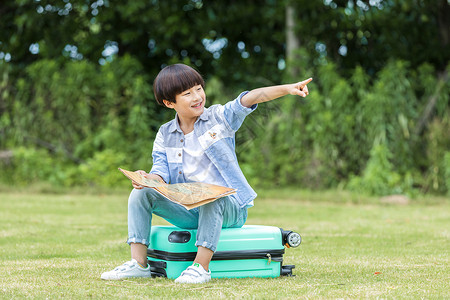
[101,64,312,283]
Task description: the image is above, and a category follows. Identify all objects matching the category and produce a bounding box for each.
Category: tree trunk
[286,4,300,78]
[413,70,449,136]
[437,0,450,47]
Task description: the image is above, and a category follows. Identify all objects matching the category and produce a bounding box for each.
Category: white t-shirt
[182,131,228,187]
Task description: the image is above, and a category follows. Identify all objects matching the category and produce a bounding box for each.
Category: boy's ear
[163,99,175,108]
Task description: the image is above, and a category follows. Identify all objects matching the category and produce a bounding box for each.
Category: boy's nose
[193,91,202,99]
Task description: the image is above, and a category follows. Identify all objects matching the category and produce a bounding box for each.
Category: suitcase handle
[168,230,191,243]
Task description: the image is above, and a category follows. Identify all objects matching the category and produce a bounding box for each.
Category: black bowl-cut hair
[153,64,205,106]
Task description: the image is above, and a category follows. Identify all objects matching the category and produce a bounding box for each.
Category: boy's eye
[183,92,190,96]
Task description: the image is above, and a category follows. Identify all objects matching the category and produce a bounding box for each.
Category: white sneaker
[101,259,151,280]
[175,263,211,284]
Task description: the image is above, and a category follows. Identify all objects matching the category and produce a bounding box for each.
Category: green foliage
[303,62,359,186]
[289,0,449,75]
[3,55,159,162]
[1,55,163,188]
[2,1,447,90]
[77,149,129,188]
[444,152,450,195]
[347,144,413,196]
[239,102,308,187]
[355,60,418,180]
[237,59,449,196]
[0,147,64,185]
[1,56,449,196]
[0,147,131,188]
[422,117,450,194]
[1,1,449,196]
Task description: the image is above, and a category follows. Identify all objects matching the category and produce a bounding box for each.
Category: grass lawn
[0,188,448,299]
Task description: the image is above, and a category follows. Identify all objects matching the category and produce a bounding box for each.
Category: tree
[1,1,448,82]
[287,0,449,75]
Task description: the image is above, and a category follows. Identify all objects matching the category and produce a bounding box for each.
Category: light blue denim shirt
[150,91,257,208]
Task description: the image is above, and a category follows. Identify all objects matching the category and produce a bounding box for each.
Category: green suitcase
[147,225,301,279]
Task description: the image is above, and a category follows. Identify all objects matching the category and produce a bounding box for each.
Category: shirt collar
[168,108,209,133]
[199,107,209,121]
[168,114,181,133]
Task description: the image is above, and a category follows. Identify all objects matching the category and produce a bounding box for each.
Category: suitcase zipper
[147,248,285,262]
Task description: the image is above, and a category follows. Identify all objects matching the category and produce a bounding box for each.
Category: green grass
[0,188,448,299]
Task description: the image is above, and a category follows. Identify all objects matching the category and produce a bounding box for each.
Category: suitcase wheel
[281,264,295,276]
[286,232,302,248]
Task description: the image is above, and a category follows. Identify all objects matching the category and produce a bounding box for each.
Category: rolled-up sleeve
[223,91,257,132]
[149,129,170,183]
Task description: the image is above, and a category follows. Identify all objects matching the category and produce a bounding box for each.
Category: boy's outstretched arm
[240,78,313,108]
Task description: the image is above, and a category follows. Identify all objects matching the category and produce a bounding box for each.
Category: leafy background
[0,0,449,196]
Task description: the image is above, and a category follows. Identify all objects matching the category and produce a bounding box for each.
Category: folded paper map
[119,168,236,210]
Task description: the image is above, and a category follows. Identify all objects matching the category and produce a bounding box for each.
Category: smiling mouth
[192,101,203,108]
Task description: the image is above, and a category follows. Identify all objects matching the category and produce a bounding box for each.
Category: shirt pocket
[197,124,232,150]
[166,147,183,164]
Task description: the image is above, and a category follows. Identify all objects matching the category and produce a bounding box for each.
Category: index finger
[300,78,313,86]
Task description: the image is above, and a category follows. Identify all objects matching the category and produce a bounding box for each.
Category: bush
[1,56,449,196]
[444,152,450,195]
[422,117,450,194]
[0,147,65,186]
[76,149,130,188]
[347,144,414,196]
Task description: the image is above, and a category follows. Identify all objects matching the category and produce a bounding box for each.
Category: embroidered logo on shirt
[209,132,217,139]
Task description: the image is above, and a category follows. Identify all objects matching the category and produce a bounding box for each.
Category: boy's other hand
[132,170,165,189]
[132,170,148,189]
[290,78,313,97]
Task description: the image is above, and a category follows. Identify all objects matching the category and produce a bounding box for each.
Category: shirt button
[179,171,182,174]
[178,153,181,157]
[180,139,184,143]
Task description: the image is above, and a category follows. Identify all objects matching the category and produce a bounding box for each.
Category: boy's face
[164,84,206,119]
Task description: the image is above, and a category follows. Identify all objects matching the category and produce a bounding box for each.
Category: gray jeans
[126,188,248,252]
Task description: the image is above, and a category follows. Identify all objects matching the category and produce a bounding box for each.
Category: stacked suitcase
[147,225,301,279]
